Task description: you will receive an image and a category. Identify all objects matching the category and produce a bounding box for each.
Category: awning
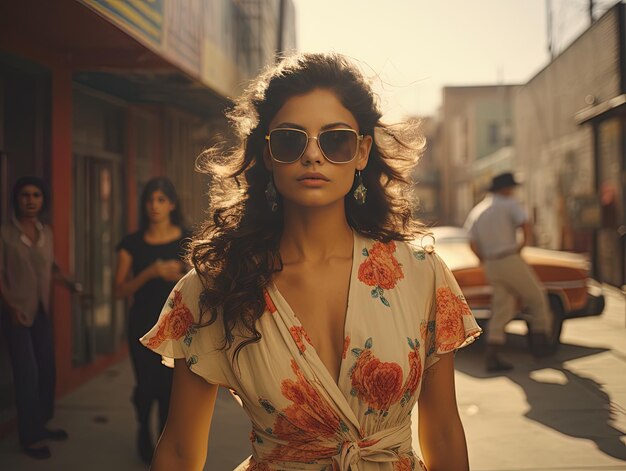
[0,0,230,118]
[575,94,626,125]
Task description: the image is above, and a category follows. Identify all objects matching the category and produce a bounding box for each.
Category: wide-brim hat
[488,172,520,192]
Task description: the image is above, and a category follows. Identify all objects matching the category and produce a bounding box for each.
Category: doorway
[73,154,125,364]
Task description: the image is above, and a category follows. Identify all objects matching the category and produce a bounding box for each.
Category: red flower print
[420,320,428,341]
[342,336,351,359]
[370,240,396,256]
[264,290,277,314]
[359,241,404,307]
[249,429,261,444]
[266,360,343,463]
[404,346,422,398]
[350,350,404,411]
[279,361,339,435]
[146,290,194,349]
[289,326,312,354]
[244,457,270,471]
[394,455,414,471]
[435,287,472,352]
[358,259,379,287]
[357,437,382,448]
[358,259,403,291]
[358,241,404,290]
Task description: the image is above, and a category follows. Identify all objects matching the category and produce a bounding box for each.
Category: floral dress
[140,233,481,471]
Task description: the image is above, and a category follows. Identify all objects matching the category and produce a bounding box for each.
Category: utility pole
[546,0,554,59]
[589,0,594,24]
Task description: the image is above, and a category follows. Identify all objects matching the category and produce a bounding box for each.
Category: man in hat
[464,172,552,372]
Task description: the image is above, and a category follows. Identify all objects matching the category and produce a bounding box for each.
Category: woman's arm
[151,359,218,471]
[114,249,153,298]
[417,352,469,471]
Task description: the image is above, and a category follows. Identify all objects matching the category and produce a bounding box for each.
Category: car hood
[435,243,589,272]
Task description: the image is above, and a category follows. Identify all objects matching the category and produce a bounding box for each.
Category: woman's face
[145,190,175,224]
[17,184,44,218]
[264,88,372,210]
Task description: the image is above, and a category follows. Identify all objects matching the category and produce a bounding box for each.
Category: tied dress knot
[331,420,412,470]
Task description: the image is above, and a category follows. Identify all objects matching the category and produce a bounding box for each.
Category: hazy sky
[294,0,617,120]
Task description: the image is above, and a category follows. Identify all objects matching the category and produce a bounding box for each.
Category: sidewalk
[0,358,251,471]
[0,285,625,470]
[454,284,626,470]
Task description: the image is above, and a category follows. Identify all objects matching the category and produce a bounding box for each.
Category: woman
[142,54,481,470]
[114,176,189,465]
[0,176,78,459]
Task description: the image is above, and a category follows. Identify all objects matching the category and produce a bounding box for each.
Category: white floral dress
[141,233,481,470]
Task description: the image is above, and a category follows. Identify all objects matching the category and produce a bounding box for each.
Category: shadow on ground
[455,331,626,462]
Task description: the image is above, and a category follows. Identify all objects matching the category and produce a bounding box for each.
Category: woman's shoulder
[358,233,438,264]
[124,230,143,241]
[116,231,143,252]
[177,268,203,292]
[355,234,442,289]
[163,269,205,319]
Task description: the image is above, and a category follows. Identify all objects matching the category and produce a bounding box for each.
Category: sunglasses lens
[269,129,307,163]
[319,130,358,163]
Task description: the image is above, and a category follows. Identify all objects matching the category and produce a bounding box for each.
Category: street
[0,286,624,471]
[455,284,626,470]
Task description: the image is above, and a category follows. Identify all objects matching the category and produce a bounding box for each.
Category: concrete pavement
[455,283,626,470]
[0,358,251,470]
[1,286,625,470]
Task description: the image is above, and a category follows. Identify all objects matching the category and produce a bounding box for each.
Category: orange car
[431,226,605,349]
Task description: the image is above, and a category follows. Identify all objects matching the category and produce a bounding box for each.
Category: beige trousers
[483,253,552,345]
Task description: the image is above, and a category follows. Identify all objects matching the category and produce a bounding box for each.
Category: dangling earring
[353,170,367,205]
[265,175,279,212]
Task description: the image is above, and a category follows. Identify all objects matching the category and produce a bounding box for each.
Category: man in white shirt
[464,172,552,372]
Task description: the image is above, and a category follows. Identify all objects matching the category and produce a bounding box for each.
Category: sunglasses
[265,128,363,164]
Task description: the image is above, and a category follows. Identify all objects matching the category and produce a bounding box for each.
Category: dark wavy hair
[12,176,49,216]
[191,53,426,358]
[139,176,184,232]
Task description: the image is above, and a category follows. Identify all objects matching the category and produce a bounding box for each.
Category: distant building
[0,0,295,428]
[411,116,441,225]
[438,85,519,226]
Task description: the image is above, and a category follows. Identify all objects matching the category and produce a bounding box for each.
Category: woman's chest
[236,280,429,424]
[131,240,182,272]
[272,261,352,379]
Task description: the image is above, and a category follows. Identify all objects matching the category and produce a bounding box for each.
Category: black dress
[116,229,190,433]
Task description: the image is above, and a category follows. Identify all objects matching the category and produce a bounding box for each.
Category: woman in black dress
[114,176,189,464]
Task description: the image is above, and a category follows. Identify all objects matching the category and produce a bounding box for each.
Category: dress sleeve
[140,269,230,386]
[424,253,482,369]
[116,232,137,254]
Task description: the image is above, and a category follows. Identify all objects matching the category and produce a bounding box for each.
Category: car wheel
[526,295,564,353]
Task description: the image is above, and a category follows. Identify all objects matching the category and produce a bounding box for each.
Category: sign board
[567,195,602,229]
[80,0,164,47]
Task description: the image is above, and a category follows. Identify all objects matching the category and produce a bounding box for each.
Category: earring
[265,175,279,212]
[353,170,367,205]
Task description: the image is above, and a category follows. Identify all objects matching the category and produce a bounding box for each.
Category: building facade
[411,116,441,225]
[0,0,295,429]
[514,3,623,284]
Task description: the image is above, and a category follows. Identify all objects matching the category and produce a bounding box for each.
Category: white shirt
[464,193,528,259]
[0,217,54,325]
